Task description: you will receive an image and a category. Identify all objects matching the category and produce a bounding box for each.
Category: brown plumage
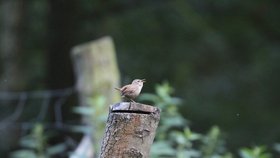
[115,79,146,102]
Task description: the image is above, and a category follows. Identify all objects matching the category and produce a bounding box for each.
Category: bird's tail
[114,87,121,91]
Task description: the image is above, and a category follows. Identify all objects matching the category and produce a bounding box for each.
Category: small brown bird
[115,79,146,102]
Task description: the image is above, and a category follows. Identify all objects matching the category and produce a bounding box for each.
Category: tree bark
[100,102,160,158]
[0,0,25,91]
[0,0,26,156]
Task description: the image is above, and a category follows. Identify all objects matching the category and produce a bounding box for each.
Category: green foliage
[10,124,46,158]
[239,146,272,158]
[10,83,279,157]
[140,82,275,158]
[72,95,108,154]
[71,96,107,135]
[140,82,229,158]
[11,95,109,158]
[2,0,279,154]
[10,124,68,158]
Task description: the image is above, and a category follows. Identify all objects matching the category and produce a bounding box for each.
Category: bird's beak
[141,79,146,83]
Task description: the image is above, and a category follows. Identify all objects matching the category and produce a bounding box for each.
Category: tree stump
[99,102,160,158]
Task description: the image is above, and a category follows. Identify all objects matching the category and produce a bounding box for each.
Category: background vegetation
[0,0,279,157]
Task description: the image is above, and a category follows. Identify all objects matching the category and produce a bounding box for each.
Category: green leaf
[46,143,67,156]
[69,125,92,134]
[162,115,186,128]
[151,141,176,157]
[184,128,202,141]
[177,149,201,158]
[155,82,174,99]
[20,136,37,149]
[88,95,106,108]
[10,150,37,158]
[170,131,187,145]
[239,146,272,158]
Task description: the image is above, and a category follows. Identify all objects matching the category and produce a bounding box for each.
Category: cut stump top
[110,102,160,114]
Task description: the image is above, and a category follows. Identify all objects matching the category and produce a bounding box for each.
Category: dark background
[0,0,279,155]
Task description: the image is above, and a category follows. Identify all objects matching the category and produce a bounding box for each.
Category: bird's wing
[121,85,134,95]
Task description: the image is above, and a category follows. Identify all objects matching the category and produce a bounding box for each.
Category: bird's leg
[128,99,135,110]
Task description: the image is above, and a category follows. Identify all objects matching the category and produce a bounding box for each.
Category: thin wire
[0,93,27,123]
[0,87,76,131]
[54,91,72,128]
[0,121,90,131]
[0,87,75,100]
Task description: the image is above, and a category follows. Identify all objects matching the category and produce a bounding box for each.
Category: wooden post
[99,102,160,158]
[71,36,121,156]
[71,36,121,108]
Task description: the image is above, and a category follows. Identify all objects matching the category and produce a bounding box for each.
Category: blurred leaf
[46,143,67,156]
[184,128,202,141]
[88,95,106,108]
[155,82,174,99]
[10,150,37,158]
[170,97,183,106]
[170,131,188,146]
[162,115,186,128]
[150,141,176,157]
[18,123,46,156]
[239,146,272,158]
[200,126,224,157]
[177,149,201,158]
[69,125,92,134]
[20,136,37,149]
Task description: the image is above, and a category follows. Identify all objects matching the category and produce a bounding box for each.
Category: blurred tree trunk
[0,0,26,91]
[0,0,26,156]
[46,0,79,89]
